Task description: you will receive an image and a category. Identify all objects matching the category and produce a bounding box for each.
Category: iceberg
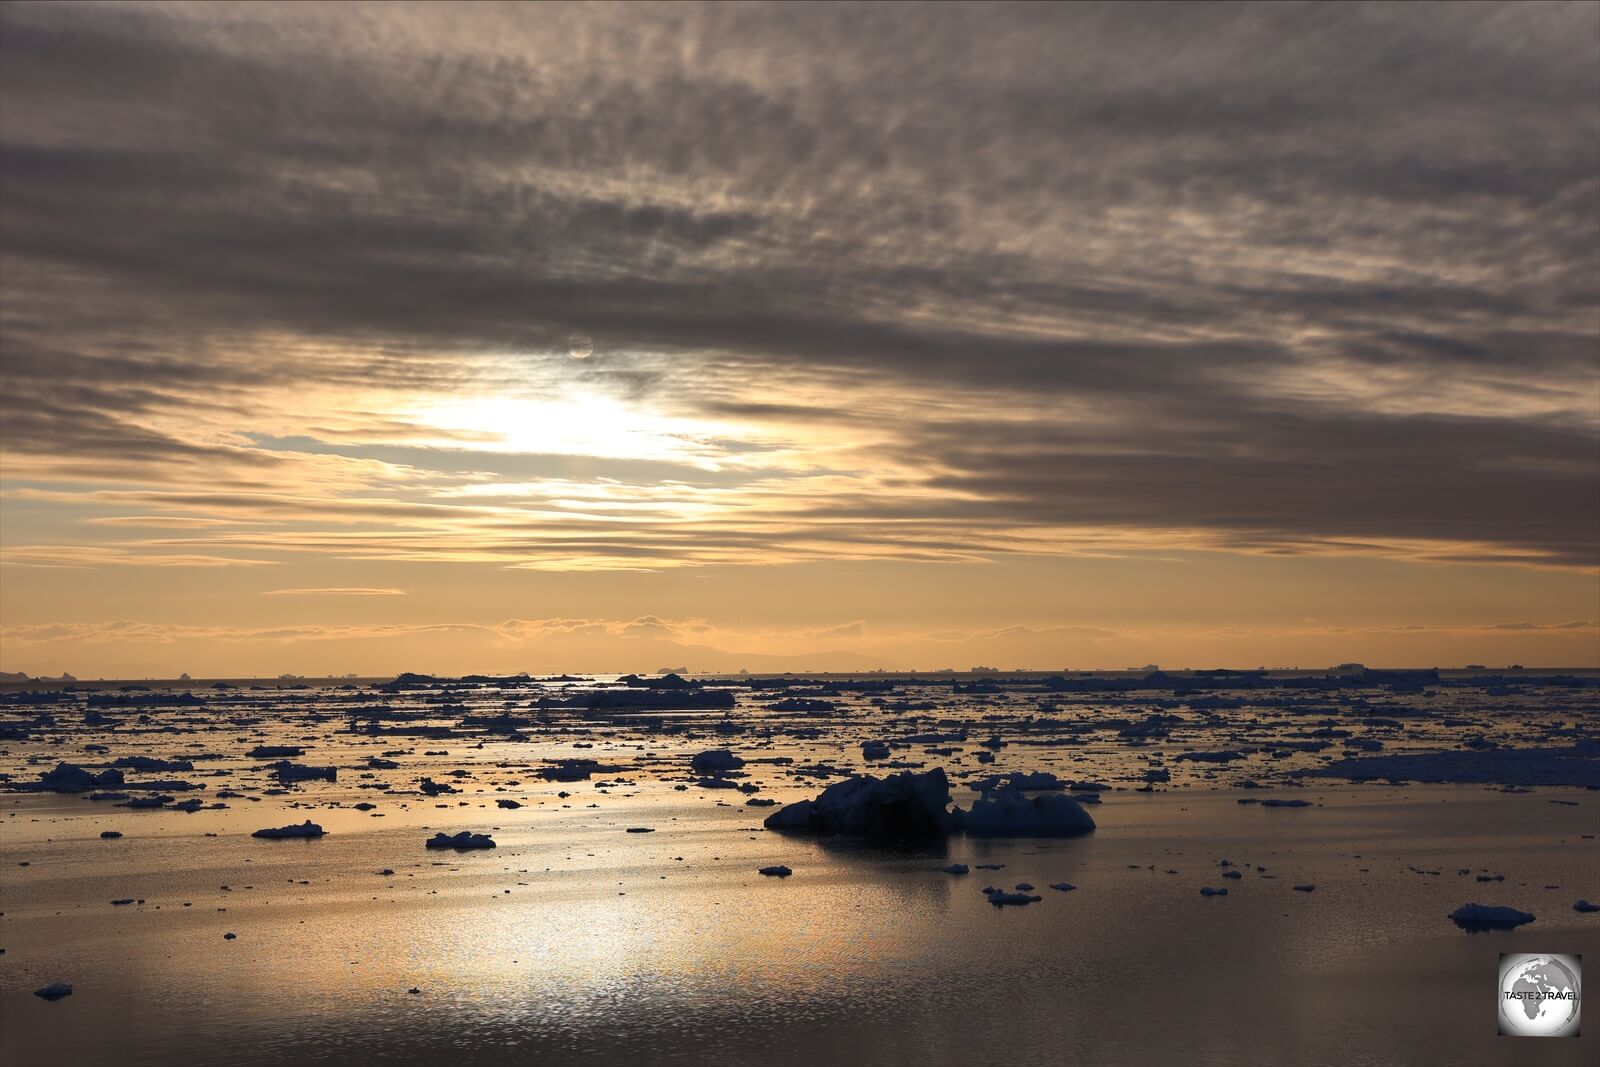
[764,769,953,838]
[952,788,1096,838]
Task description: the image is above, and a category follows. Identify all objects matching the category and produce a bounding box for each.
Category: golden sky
[1,2,1596,676]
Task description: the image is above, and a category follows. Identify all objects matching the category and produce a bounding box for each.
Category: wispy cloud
[0,545,277,568]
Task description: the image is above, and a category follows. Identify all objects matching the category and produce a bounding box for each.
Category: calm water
[3,786,1597,1066]
[1,674,1597,1064]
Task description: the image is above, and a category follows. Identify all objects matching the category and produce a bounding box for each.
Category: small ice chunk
[1049,882,1076,892]
[691,749,745,773]
[941,863,970,875]
[1293,884,1316,892]
[426,831,496,850]
[34,983,72,1001]
[758,865,793,877]
[1448,903,1535,930]
[1573,900,1599,913]
[1200,887,1229,896]
[987,890,1042,906]
[271,761,335,783]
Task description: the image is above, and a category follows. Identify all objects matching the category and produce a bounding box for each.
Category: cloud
[0,545,277,568]
[0,1,1594,573]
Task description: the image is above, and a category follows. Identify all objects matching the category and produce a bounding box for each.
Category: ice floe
[251,821,326,839]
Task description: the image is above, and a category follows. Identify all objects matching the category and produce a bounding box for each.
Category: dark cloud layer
[1,1,1596,567]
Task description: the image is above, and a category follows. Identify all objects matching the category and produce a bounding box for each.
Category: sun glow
[413,391,719,464]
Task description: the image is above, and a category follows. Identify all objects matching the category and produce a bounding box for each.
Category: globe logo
[1499,953,1581,1037]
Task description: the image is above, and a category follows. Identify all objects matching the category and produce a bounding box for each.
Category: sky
[1,0,1597,678]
